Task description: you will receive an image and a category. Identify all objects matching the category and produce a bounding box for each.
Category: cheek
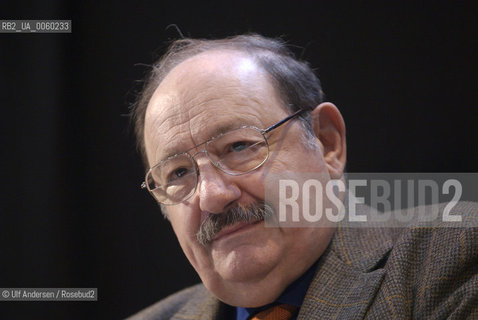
[235,172,267,201]
[271,149,327,174]
[168,204,200,237]
[167,205,215,272]
[168,207,201,254]
[282,227,333,260]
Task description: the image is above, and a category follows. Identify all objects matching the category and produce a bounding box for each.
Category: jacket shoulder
[372,202,478,318]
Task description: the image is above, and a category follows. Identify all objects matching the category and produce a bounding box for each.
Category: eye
[231,141,249,152]
[168,167,191,182]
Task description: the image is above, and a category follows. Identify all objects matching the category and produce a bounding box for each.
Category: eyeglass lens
[146,127,268,204]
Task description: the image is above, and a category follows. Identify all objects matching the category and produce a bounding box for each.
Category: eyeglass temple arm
[262,108,306,134]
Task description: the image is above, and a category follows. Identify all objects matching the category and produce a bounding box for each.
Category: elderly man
[129,34,477,319]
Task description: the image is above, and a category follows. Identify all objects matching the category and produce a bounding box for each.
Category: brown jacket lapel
[298,223,395,319]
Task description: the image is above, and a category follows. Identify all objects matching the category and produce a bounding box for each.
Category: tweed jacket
[128,202,478,319]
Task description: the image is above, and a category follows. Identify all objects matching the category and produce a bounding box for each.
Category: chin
[201,245,294,308]
[211,245,275,283]
[205,265,284,308]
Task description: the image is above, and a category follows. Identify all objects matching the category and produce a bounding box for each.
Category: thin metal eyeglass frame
[141,108,306,202]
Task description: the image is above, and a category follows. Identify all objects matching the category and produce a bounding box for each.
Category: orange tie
[250,304,298,320]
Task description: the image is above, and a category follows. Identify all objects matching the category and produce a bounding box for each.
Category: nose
[194,155,241,214]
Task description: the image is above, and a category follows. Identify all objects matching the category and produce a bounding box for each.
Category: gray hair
[131,33,325,166]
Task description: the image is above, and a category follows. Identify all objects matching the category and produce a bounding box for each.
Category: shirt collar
[236,260,319,320]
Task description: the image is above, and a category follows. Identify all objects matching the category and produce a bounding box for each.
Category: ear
[310,102,346,179]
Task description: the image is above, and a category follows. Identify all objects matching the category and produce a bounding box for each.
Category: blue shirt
[236,261,318,320]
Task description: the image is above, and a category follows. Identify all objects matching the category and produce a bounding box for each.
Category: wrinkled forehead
[143,50,286,166]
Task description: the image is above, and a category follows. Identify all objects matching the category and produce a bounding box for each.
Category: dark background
[0,1,476,319]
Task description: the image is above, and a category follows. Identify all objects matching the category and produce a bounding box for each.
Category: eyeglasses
[141,108,306,205]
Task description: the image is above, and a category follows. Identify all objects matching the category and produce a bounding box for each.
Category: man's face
[143,50,338,307]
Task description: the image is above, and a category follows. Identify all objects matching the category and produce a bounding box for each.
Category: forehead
[144,50,287,166]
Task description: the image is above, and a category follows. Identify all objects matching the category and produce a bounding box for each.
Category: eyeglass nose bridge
[189,148,225,174]
[190,149,208,159]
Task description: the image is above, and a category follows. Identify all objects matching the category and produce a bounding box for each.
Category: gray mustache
[196,202,274,246]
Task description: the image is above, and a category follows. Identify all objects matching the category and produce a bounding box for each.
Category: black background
[0,1,477,319]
